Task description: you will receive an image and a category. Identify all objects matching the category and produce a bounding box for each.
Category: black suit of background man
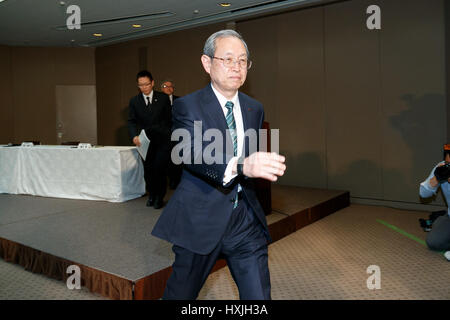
[128,70,171,209]
[161,79,182,189]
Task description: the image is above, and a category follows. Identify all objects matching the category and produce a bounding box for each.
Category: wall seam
[378,0,385,202]
[322,5,329,189]
[10,46,15,143]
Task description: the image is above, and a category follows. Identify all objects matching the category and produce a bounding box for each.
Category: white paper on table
[137,129,150,160]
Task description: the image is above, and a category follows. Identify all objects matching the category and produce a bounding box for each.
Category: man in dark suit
[152,30,286,299]
[161,80,179,106]
[161,80,182,189]
[128,70,171,209]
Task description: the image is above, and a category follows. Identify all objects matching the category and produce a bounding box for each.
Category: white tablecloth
[0,145,145,202]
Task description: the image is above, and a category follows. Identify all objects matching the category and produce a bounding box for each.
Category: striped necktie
[225,101,237,156]
[225,101,240,209]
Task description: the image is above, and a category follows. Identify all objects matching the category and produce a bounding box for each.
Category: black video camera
[434,162,450,183]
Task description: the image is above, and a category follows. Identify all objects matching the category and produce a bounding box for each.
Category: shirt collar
[210,83,238,108]
[142,90,154,102]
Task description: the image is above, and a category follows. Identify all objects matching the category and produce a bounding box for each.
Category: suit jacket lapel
[239,92,251,133]
[201,85,257,159]
[139,93,154,125]
[201,85,230,134]
[138,94,147,110]
[151,92,159,105]
[201,86,234,159]
[140,92,158,108]
[238,92,253,157]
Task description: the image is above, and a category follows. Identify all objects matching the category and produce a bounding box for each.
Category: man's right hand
[133,136,141,147]
[243,152,286,182]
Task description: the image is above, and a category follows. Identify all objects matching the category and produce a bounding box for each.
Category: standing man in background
[128,70,171,209]
[161,79,182,189]
[161,80,179,106]
[152,30,286,299]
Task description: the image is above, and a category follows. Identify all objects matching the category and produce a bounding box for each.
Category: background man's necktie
[146,96,151,107]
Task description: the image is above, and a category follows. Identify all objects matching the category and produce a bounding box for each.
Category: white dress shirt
[420,161,450,216]
[142,91,154,106]
[210,84,244,185]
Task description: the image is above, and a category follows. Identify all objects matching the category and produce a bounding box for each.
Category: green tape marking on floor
[376,219,426,246]
[376,219,445,256]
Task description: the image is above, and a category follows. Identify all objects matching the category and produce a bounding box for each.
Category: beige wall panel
[95,44,129,146]
[0,46,14,144]
[145,24,220,96]
[55,85,97,145]
[1,47,96,145]
[11,47,56,144]
[238,16,280,130]
[53,48,96,85]
[119,43,141,146]
[447,1,450,144]
[275,8,327,188]
[380,0,446,203]
[147,31,196,95]
[116,39,145,110]
[324,0,383,198]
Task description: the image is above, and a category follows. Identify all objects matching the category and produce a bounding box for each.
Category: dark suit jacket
[169,94,179,107]
[128,91,171,149]
[151,85,271,255]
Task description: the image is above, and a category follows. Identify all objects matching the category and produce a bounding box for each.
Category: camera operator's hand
[429,175,439,188]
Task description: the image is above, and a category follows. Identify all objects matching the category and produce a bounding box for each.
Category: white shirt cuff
[420,180,437,197]
[223,157,239,185]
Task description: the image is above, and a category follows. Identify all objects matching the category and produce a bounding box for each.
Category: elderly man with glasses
[152,29,286,300]
[161,79,182,189]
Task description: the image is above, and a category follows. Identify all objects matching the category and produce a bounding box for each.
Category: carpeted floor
[198,204,450,300]
[0,258,107,300]
[1,202,448,300]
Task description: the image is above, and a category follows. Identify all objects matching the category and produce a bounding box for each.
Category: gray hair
[203,29,250,59]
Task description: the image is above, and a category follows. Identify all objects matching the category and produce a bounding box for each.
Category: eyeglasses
[162,84,173,88]
[138,83,152,87]
[212,56,252,70]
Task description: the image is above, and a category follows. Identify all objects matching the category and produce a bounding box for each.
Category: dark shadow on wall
[116,106,132,146]
[390,93,446,205]
[311,93,446,204]
[277,151,327,189]
[112,94,178,148]
[329,159,384,199]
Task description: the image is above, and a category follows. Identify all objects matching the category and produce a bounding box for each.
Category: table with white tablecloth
[0,145,145,202]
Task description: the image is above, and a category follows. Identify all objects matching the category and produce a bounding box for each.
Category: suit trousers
[426,214,450,251]
[144,145,169,201]
[168,141,182,187]
[163,196,271,300]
